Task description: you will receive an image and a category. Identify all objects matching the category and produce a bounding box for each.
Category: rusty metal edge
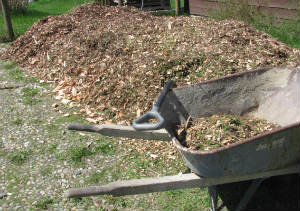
[172,66,296,90]
[172,121,300,155]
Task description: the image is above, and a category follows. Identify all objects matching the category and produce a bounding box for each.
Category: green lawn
[0,0,93,38]
[252,19,300,49]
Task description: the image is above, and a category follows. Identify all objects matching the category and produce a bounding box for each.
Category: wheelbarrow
[65,67,300,211]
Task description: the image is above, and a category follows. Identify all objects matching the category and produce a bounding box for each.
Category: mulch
[176,114,280,151]
[0,3,299,155]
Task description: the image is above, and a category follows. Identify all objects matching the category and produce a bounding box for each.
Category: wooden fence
[127,0,170,10]
[189,0,300,20]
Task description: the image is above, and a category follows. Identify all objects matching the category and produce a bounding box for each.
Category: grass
[158,188,210,210]
[11,118,23,125]
[68,145,93,163]
[57,137,116,165]
[47,143,58,154]
[208,0,300,49]
[2,61,17,69]
[35,197,54,210]
[253,19,300,49]
[40,166,52,176]
[21,87,41,105]
[0,0,94,39]
[93,137,115,155]
[85,170,107,184]
[8,68,24,80]
[54,113,85,124]
[7,150,31,165]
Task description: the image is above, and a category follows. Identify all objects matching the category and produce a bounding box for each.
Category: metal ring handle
[132,108,165,130]
[132,80,173,131]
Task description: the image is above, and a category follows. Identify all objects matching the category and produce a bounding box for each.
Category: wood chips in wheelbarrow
[176,114,280,151]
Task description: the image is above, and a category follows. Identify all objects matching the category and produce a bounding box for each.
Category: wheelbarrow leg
[235,178,267,211]
[208,186,218,211]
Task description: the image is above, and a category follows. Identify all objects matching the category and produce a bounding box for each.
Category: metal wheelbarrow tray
[65,67,299,201]
[159,66,300,177]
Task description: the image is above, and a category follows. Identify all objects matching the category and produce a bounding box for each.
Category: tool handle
[154,80,173,108]
[67,123,170,140]
[132,81,173,131]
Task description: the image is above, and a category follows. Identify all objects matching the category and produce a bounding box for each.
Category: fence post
[0,0,14,41]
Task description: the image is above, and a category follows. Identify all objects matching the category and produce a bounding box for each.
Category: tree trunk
[0,0,14,41]
[175,0,180,15]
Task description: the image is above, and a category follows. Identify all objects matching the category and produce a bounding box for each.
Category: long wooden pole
[0,0,14,41]
[65,164,299,198]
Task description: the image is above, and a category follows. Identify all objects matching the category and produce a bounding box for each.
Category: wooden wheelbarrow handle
[68,123,171,141]
[65,164,299,198]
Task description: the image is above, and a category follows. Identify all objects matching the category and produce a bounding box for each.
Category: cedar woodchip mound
[1,3,299,125]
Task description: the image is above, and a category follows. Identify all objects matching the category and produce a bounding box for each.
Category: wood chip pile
[1,3,299,125]
[176,114,280,151]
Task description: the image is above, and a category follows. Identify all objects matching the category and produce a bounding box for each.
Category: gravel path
[0,47,200,210]
[0,59,108,210]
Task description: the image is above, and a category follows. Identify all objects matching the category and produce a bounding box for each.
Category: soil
[0,3,299,126]
[176,114,280,150]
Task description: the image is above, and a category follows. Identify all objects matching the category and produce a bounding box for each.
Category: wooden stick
[65,164,299,198]
[68,123,171,141]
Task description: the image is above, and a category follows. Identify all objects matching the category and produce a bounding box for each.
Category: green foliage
[94,138,115,155]
[21,87,40,105]
[11,118,23,125]
[253,18,300,49]
[0,150,7,157]
[8,68,23,80]
[67,144,93,163]
[47,143,58,154]
[7,150,31,165]
[209,0,300,49]
[2,61,17,69]
[35,197,54,210]
[40,166,52,176]
[55,113,85,124]
[8,68,37,82]
[0,0,94,38]
[158,188,210,210]
[85,170,107,184]
[151,10,188,17]
[210,0,256,23]
[94,143,114,155]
